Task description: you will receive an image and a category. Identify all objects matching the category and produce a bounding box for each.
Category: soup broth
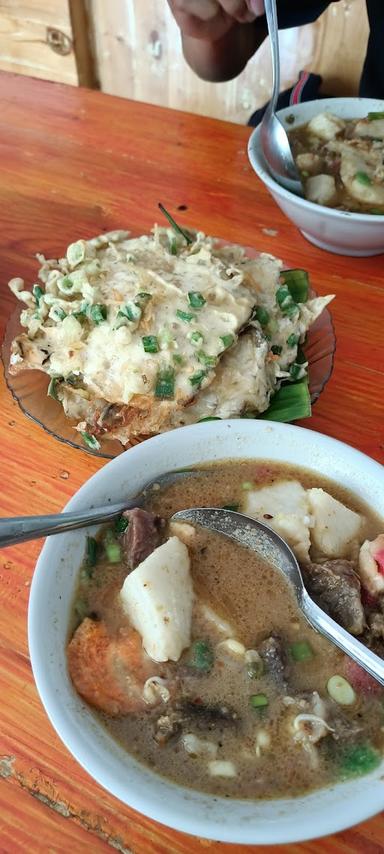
[68,460,384,800]
[288,112,384,214]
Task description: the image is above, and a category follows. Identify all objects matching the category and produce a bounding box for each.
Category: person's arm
[168,0,267,82]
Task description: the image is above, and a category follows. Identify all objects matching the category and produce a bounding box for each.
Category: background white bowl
[248,97,384,257]
[28,420,384,845]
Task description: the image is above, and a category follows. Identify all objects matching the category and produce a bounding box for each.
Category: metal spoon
[0,469,199,548]
[173,507,384,687]
[260,0,303,196]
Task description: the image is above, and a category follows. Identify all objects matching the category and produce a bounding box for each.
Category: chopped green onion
[271,345,282,356]
[86,536,98,567]
[188,291,206,309]
[158,202,193,245]
[155,366,175,399]
[114,515,129,534]
[88,304,107,324]
[52,306,67,321]
[220,334,235,350]
[189,639,214,672]
[65,372,82,387]
[116,303,142,326]
[289,362,305,380]
[354,170,372,186]
[169,236,178,255]
[73,305,88,321]
[136,292,152,302]
[287,333,299,347]
[259,377,311,423]
[32,284,44,306]
[142,335,159,353]
[158,328,174,349]
[281,269,309,303]
[47,376,62,400]
[198,416,222,422]
[196,350,216,368]
[339,744,381,779]
[241,481,253,490]
[367,111,384,120]
[190,370,208,389]
[104,530,122,563]
[176,309,195,323]
[250,693,268,709]
[60,275,74,291]
[67,240,86,267]
[276,285,299,317]
[254,306,270,326]
[327,674,356,706]
[81,431,101,451]
[222,503,239,512]
[189,330,204,347]
[172,354,184,365]
[290,641,313,662]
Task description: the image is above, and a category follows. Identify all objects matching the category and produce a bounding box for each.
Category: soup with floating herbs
[68,460,384,799]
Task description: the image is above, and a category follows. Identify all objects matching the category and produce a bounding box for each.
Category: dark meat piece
[153,712,183,745]
[259,634,289,688]
[302,560,365,635]
[181,699,238,730]
[368,612,384,639]
[123,508,165,569]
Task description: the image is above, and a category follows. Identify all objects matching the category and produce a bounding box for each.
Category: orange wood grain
[0,71,383,854]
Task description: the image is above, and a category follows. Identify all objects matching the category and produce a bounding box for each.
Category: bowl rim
[28,420,384,844]
[248,96,384,222]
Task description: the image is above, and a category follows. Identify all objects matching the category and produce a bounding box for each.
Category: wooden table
[0,71,383,854]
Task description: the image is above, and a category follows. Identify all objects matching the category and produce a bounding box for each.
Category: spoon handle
[302,589,384,687]
[264,0,280,113]
[0,501,131,548]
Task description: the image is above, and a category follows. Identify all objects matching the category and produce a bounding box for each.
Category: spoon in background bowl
[260,0,303,196]
[173,507,384,687]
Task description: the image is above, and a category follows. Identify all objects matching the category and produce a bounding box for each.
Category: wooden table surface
[0,71,383,854]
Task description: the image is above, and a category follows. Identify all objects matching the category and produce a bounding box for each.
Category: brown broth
[288,118,384,215]
[69,460,384,800]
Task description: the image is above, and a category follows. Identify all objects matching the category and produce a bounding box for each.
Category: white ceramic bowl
[248,97,384,256]
[28,420,384,845]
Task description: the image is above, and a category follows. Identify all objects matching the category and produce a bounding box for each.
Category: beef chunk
[302,559,365,635]
[259,634,289,688]
[123,508,165,569]
[181,700,238,730]
[369,612,384,639]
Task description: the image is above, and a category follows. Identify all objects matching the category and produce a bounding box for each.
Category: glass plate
[1,241,335,459]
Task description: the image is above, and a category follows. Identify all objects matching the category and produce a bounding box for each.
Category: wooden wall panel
[89,0,369,124]
[0,0,77,84]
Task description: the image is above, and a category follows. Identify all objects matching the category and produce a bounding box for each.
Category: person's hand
[168,0,265,42]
